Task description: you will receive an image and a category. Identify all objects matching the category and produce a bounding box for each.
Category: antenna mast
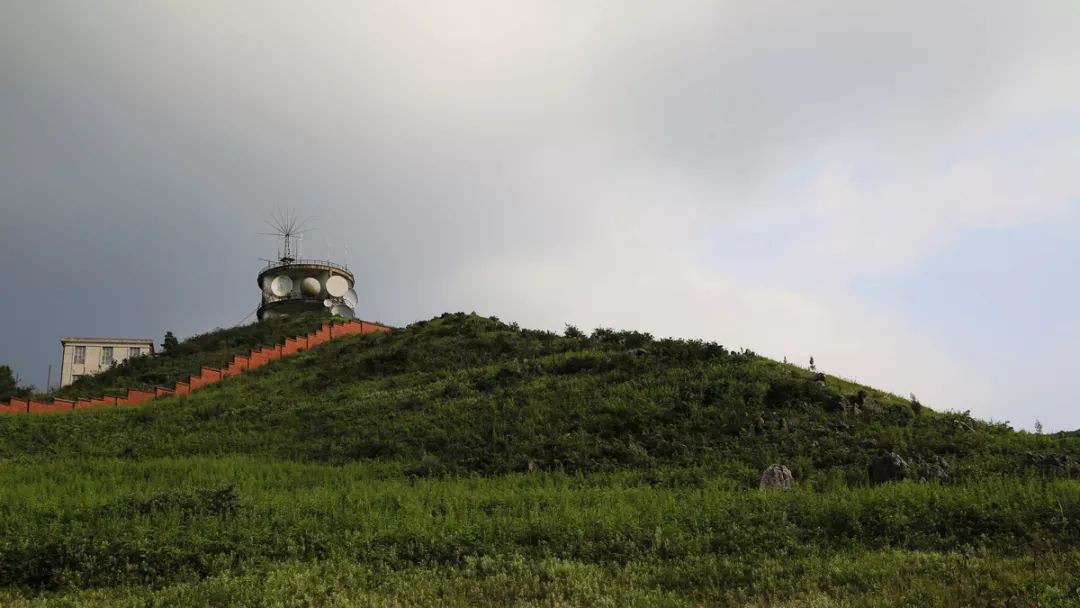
[259,210,312,265]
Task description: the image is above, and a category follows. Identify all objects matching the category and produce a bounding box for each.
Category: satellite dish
[270,275,293,298]
[330,304,354,318]
[325,275,348,298]
[301,277,321,297]
[343,288,358,308]
[323,298,334,308]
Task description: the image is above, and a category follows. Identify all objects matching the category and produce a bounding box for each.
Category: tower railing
[260,259,351,274]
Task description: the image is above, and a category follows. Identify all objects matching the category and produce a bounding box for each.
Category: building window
[73,345,86,364]
[72,374,82,382]
[101,346,113,366]
[130,347,142,358]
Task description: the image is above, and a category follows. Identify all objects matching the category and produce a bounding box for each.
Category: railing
[260,294,327,304]
[260,258,351,274]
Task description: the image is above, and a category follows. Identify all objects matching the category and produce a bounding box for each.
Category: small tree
[808,356,816,371]
[162,331,179,353]
[0,365,32,401]
[564,324,584,339]
[1035,419,1044,435]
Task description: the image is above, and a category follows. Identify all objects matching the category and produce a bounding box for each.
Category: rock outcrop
[1025,454,1078,477]
[914,454,949,482]
[868,451,909,484]
[760,464,795,490]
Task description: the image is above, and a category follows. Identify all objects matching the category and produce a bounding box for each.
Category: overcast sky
[2,2,1078,430]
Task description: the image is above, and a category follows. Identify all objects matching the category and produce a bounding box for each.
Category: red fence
[1,320,390,415]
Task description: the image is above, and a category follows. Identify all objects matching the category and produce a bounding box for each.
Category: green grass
[1,312,1078,606]
[6,553,1080,608]
[0,457,1078,606]
[4,313,1074,480]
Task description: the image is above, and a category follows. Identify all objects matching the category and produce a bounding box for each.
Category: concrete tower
[257,212,357,321]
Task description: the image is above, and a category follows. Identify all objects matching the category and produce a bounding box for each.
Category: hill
[0,312,1078,606]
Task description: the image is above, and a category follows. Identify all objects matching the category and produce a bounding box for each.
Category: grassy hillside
[1,312,1078,606]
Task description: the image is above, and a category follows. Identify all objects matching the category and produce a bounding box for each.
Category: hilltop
[0,313,1078,606]
[4,312,1073,481]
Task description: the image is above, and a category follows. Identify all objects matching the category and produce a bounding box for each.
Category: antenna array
[259,209,312,264]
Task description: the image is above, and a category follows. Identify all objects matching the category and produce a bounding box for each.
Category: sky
[1,2,1078,430]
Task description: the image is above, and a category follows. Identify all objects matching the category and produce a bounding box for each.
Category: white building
[59,337,155,387]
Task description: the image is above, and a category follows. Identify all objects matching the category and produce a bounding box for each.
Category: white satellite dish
[343,288,358,309]
[270,275,293,298]
[323,298,334,308]
[330,304,354,318]
[301,277,321,297]
[325,275,348,298]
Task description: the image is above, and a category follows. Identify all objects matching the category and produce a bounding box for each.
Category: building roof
[60,337,155,345]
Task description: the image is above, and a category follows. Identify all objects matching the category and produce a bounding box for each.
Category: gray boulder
[915,455,949,482]
[754,416,767,435]
[868,451,909,484]
[759,464,794,490]
[1025,453,1078,477]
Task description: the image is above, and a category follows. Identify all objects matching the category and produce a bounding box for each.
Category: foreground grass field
[2,313,1079,605]
[1,457,1079,607]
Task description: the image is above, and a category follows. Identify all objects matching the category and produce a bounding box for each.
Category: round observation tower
[257,260,357,320]
[256,212,358,321]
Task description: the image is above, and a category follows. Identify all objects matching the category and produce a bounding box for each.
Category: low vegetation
[0,312,1077,606]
